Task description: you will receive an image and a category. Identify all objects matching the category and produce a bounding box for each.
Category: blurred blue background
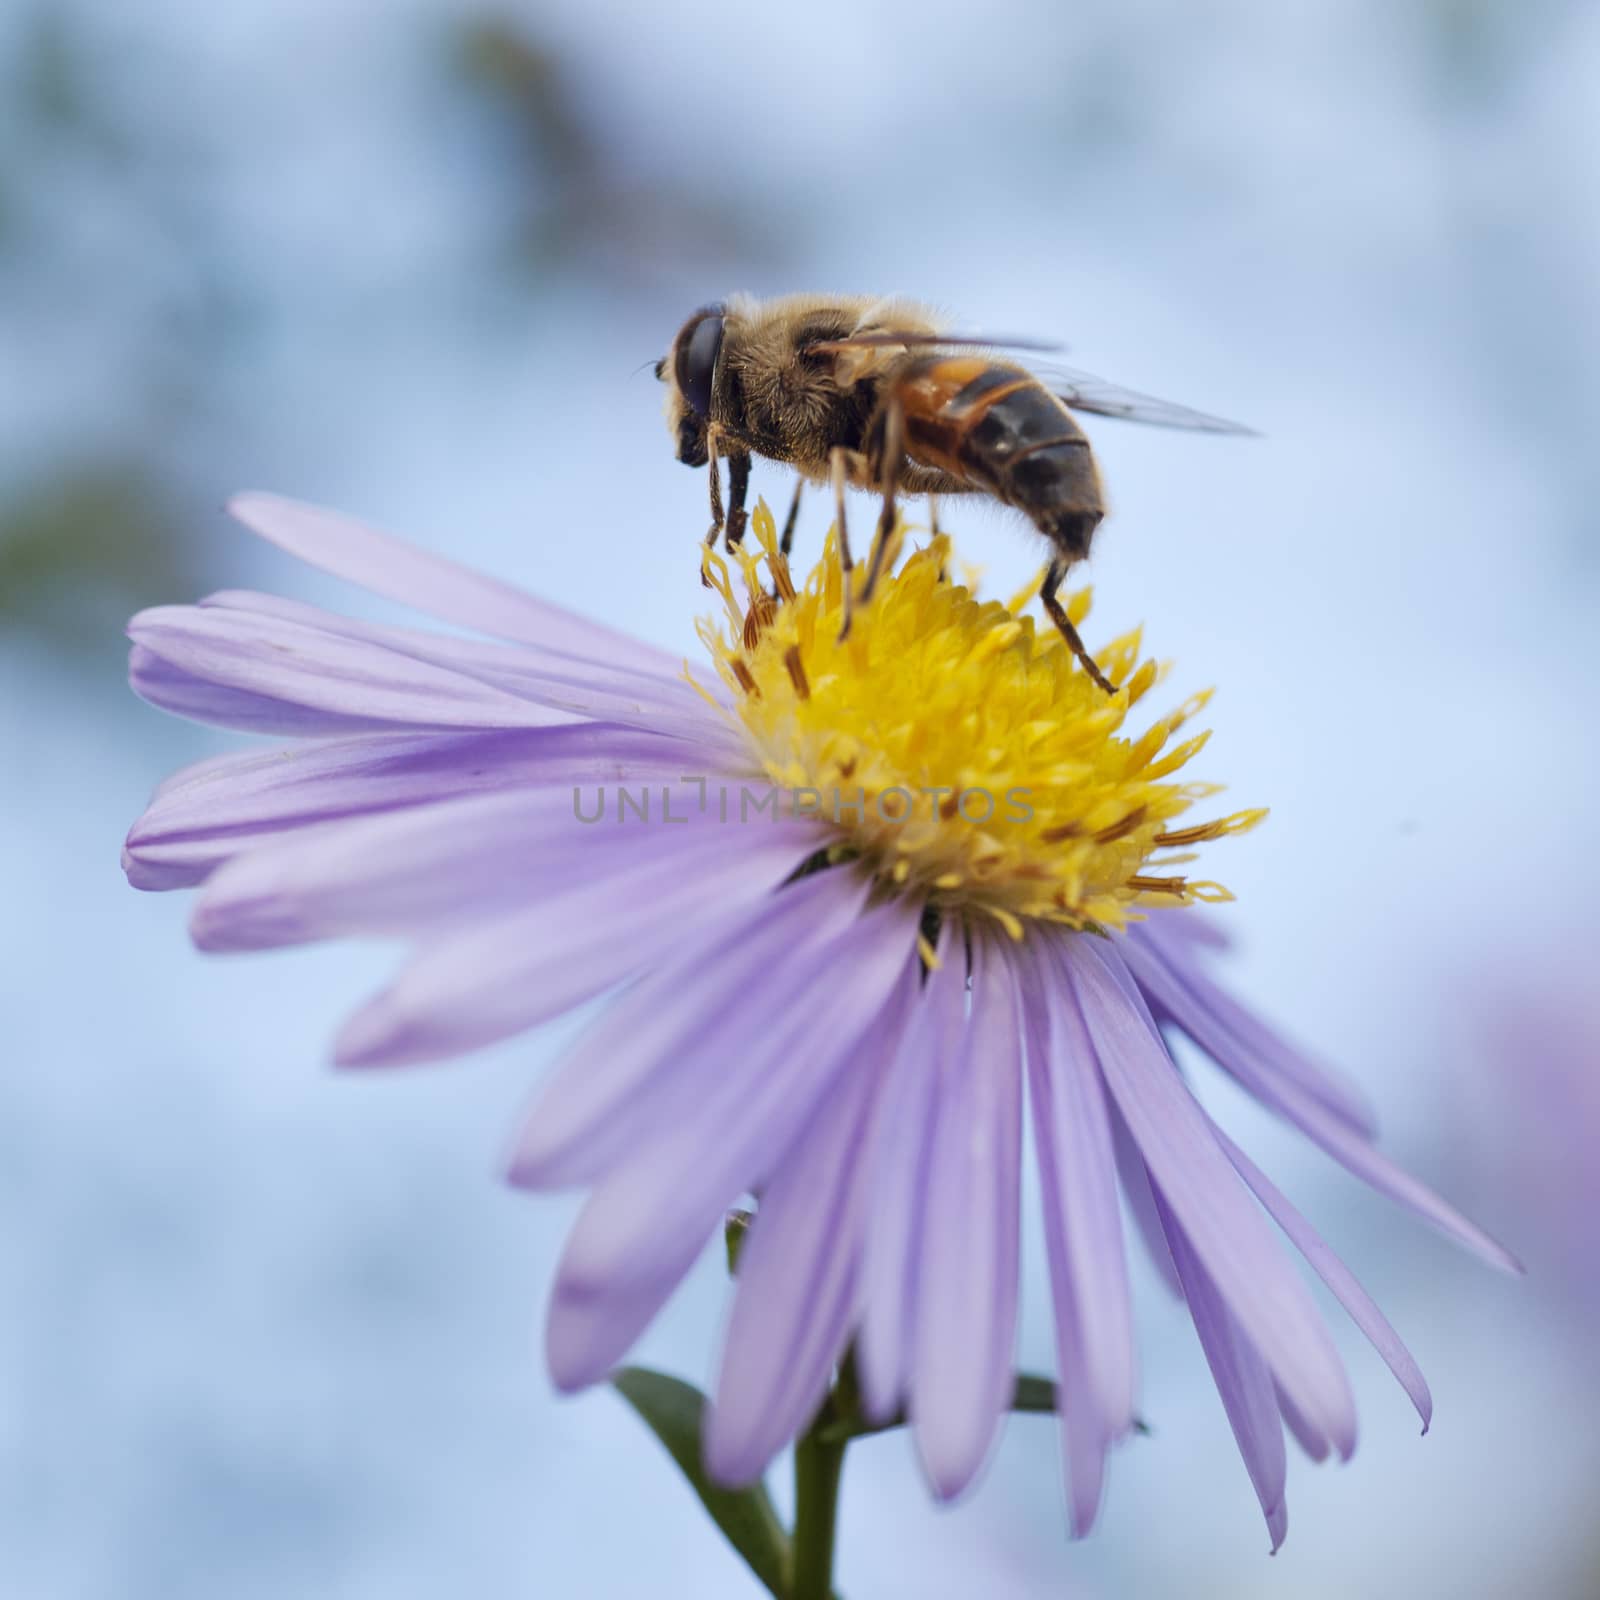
[3,1,1597,1594]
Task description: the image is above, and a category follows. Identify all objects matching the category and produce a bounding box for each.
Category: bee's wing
[1034,362,1256,435]
[807,331,1065,354]
[810,337,1254,432]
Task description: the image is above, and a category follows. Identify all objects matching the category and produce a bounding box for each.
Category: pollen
[695,501,1265,935]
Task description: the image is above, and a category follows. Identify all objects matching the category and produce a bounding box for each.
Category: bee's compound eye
[676,312,724,419]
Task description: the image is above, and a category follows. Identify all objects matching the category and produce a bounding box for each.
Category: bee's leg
[702,433,725,557]
[1040,559,1116,695]
[779,477,803,558]
[722,452,750,552]
[860,395,905,606]
[832,446,856,641]
[698,433,731,586]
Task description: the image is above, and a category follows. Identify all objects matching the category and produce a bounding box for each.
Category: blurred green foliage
[0,465,199,655]
[448,16,769,282]
[0,7,787,674]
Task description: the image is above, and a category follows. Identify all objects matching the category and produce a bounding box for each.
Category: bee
[655,293,1250,692]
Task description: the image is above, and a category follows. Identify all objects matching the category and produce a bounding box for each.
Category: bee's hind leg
[1040,559,1117,695]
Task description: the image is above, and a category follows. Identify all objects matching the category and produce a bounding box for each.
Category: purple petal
[1122,921,1377,1137]
[1064,936,1358,1459]
[546,1259,699,1397]
[542,886,920,1389]
[124,724,703,891]
[197,589,738,750]
[1109,1097,1184,1298]
[1019,935,1142,1537]
[129,642,441,739]
[188,782,770,950]
[335,824,819,1067]
[1121,936,1523,1275]
[854,929,964,1424]
[1157,1186,1290,1554]
[911,935,1025,1501]
[227,491,681,678]
[511,867,869,1190]
[130,605,572,732]
[1022,950,1112,1535]
[547,893,918,1283]
[1216,1128,1432,1433]
[1275,1380,1331,1464]
[1026,935,1138,1444]
[1140,906,1232,951]
[704,963,920,1484]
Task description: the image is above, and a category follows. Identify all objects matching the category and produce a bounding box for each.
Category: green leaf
[612,1366,791,1598]
[811,1370,1150,1445]
[1010,1373,1058,1414]
[1008,1373,1152,1434]
[724,1208,753,1275]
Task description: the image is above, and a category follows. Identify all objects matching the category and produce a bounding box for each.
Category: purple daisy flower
[124,491,1517,1557]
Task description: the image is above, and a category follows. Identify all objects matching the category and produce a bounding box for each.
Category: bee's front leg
[722,452,750,552]
[704,429,725,550]
[699,432,727,588]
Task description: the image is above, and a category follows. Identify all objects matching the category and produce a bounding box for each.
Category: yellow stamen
[743,591,776,651]
[700,500,1266,934]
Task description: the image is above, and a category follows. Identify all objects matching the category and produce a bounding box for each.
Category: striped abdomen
[896,356,1104,560]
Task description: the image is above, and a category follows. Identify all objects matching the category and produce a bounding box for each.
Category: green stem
[790,1427,846,1600]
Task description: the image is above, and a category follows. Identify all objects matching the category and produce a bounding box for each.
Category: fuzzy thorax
[697,502,1263,937]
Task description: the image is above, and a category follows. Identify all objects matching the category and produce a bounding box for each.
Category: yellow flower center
[695,501,1263,938]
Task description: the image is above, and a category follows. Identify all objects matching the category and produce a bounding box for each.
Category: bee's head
[657,303,725,467]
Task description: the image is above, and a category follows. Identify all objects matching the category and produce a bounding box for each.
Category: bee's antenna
[632,357,663,379]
